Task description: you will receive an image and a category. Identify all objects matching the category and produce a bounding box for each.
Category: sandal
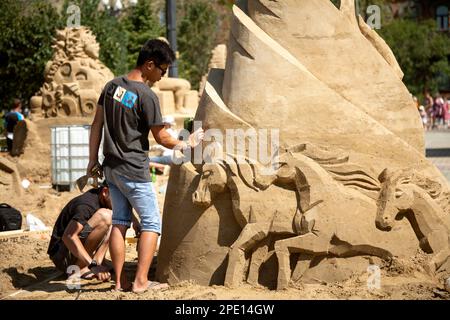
[80,271,96,280]
[132,281,169,294]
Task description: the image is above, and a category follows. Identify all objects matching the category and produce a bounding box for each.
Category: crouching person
[47,183,113,281]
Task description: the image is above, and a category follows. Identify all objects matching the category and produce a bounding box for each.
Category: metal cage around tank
[51,125,103,191]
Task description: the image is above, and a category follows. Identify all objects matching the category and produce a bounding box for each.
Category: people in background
[3,99,24,152]
[419,105,428,130]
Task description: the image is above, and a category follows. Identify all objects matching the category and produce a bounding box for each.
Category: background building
[389,0,449,31]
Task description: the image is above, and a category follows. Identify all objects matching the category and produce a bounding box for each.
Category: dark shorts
[6,138,13,151]
[49,223,93,273]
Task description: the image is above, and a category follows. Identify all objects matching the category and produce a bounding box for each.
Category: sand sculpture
[199,44,227,97]
[30,27,114,118]
[152,74,199,114]
[10,121,28,157]
[0,157,22,197]
[156,0,450,289]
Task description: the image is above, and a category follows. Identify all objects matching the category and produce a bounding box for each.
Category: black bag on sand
[0,203,22,231]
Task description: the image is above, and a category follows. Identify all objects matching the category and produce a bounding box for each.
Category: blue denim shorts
[104,167,161,234]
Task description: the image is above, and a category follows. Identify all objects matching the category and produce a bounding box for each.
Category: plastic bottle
[151,167,156,183]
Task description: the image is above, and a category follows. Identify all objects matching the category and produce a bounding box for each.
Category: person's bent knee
[96,208,112,226]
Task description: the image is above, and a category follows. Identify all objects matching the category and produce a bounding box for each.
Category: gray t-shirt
[98,76,163,182]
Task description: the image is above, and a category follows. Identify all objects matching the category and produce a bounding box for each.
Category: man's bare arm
[62,220,93,267]
[63,220,111,281]
[87,105,104,174]
[151,125,181,149]
[151,125,204,150]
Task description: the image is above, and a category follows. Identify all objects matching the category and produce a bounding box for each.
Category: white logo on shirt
[113,86,127,103]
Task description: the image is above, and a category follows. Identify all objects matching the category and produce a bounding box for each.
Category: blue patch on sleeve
[122,91,138,109]
[15,112,24,121]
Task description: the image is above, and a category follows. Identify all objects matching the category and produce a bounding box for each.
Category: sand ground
[1,137,450,300]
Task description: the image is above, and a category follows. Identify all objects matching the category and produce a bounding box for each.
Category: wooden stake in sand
[0,229,51,243]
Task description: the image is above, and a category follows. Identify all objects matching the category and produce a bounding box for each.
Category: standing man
[88,39,204,293]
[4,99,24,152]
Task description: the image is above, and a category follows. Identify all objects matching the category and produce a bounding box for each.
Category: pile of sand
[1,173,449,300]
[1,234,449,300]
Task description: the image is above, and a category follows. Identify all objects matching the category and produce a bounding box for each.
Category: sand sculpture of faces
[30,27,113,118]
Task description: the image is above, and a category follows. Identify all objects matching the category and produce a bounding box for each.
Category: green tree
[379,19,450,96]
[177,0,218,90]
[217,0,234,9]
[122,0,164,71]
[63,0,128,76]
[0,0,63,110]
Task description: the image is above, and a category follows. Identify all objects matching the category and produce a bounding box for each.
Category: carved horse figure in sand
[192,148,395,290]
[376,168,450,273]
[192,152,302,288]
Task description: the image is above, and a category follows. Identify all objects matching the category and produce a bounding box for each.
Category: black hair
[100,180,108,188]
[136,39,176,67]
[13,98,21,108]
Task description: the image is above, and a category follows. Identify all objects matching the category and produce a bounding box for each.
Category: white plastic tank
[51,125,103,190]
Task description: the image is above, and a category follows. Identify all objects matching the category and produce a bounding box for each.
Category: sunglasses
[154,63,168,76]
